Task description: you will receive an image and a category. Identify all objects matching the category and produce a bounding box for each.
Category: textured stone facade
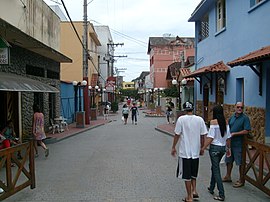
[0,45,61,137]
[195,101,265,143]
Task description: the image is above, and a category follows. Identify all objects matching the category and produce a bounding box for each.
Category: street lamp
[154,87,163,106]
[73,80,87,112]
[89,85,99,108]
[172,78,181,110]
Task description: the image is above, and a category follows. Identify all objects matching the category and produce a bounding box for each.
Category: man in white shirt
[171,101,207,202]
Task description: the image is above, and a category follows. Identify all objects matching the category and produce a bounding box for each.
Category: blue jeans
[209,144,226,198]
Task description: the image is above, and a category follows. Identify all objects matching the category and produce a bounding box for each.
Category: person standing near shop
[171,101,207,202]
[222,102,251,188]
[32,104,49,157]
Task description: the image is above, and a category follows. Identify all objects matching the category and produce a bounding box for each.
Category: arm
[201,136,213,151]
[231,130,249,137]
[171,134,180,157]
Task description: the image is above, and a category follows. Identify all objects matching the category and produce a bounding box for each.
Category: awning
[227,45,270,96]
[184,61,230,94]
[227,45,270,67]
[184,61,230,78]
[0,72,59,93]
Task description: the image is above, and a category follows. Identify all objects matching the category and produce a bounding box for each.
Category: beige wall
[60,22,100,83]
[0,0,60,51]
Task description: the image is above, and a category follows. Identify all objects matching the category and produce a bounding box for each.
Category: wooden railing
[0,141,35,200]
[242,136,270,196]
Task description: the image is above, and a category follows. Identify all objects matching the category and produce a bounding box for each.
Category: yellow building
[60,21,101,84]
[122,82,135,90]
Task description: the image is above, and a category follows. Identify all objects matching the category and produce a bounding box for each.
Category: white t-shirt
[207,124,231,146]
[174,114,208,159]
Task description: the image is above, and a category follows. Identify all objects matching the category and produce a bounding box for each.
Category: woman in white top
[201,105,231,201]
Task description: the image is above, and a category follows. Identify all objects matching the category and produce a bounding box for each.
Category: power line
[60,0,106,82]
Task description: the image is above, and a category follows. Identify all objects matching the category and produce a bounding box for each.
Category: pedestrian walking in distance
[32,104,49,157]
[122,104,129,125]
[201,105,231,201]
[130,102,139,125]
[171,101,207,202]
[222,102,251,188]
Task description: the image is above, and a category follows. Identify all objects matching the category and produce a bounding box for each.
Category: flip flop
[233,181,244,188]
[193,193,199,198]
[214,196,225,201]
[182,198,192,202]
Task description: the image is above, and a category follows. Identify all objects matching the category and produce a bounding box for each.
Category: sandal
[193,193,199,198]
[182,198,192,202]
[233,181,244,188]
[214,196,225,201]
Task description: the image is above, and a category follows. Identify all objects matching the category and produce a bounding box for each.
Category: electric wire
[60,0,106,82]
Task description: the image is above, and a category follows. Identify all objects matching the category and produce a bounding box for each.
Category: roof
[0,72,59,93]
[188,0,214,22]
[147,36,194,54]
[227,45,270,67]
[179,68,194,81]
[184,61,230,78]
[0,19,71,63]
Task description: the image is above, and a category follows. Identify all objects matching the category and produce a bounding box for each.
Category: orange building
[147,36,194,88]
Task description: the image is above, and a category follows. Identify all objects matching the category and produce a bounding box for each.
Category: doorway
[203,84,209,122]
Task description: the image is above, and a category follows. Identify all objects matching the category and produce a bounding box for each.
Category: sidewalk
[45,115,115,144]
[155,123,175,136]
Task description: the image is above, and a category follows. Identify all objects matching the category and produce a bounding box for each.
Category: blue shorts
[225,146,242,166]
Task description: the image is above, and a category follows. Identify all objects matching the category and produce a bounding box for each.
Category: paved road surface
[5,111,269,201]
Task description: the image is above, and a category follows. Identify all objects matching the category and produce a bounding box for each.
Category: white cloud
[44,0,201,81]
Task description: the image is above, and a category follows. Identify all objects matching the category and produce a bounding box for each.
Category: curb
[44,120,112,144]
[155,127,174,137]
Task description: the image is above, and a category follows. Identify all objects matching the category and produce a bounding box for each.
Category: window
[236,78,244,103]
[216,78,224,104]
[216,0,226,32]
[199,14,209,41]
[250,0,263,7]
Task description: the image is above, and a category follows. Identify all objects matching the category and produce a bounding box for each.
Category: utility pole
[83,0,90,124]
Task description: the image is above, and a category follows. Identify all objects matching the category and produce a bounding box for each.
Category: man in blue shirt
[223,102,251,188]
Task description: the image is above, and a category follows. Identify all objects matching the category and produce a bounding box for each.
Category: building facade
[0,0,71,139]
[188,0,270,143]
[147,36,195,89]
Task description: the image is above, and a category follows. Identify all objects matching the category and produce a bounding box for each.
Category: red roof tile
[179,68,194,81]
[184,61,230,78]
[227,45,270,67]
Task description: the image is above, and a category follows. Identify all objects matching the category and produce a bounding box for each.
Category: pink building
[147,36,195,88]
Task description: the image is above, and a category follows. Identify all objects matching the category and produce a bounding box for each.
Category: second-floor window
[199,14,209,42]
[250,0,263,7]
[216,0,226,32]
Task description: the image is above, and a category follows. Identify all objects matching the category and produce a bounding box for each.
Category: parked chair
[49,119,60,134]
[60,116,69,131]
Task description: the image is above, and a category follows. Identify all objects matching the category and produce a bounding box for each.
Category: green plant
[111,101,119,112]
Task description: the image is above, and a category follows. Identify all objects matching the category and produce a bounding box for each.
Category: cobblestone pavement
[4,110,269,201]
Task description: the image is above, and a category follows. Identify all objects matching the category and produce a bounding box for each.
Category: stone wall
[195,101,265,143]
[0,45,61,137]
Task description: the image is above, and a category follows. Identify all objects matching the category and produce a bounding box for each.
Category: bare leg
[184,180,193,201]
[224,162,233,180]
[33,140,38,155]
[191,178,198,196]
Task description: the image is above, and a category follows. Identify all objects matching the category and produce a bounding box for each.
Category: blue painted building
[187,0,270,143]
[60,81,85,124]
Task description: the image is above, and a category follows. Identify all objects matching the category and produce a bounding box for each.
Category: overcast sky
[44,0,201,81]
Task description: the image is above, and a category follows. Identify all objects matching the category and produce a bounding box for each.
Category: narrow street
[5,111,269,201]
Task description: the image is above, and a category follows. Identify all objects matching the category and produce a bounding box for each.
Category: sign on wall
[0,38,10,65]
